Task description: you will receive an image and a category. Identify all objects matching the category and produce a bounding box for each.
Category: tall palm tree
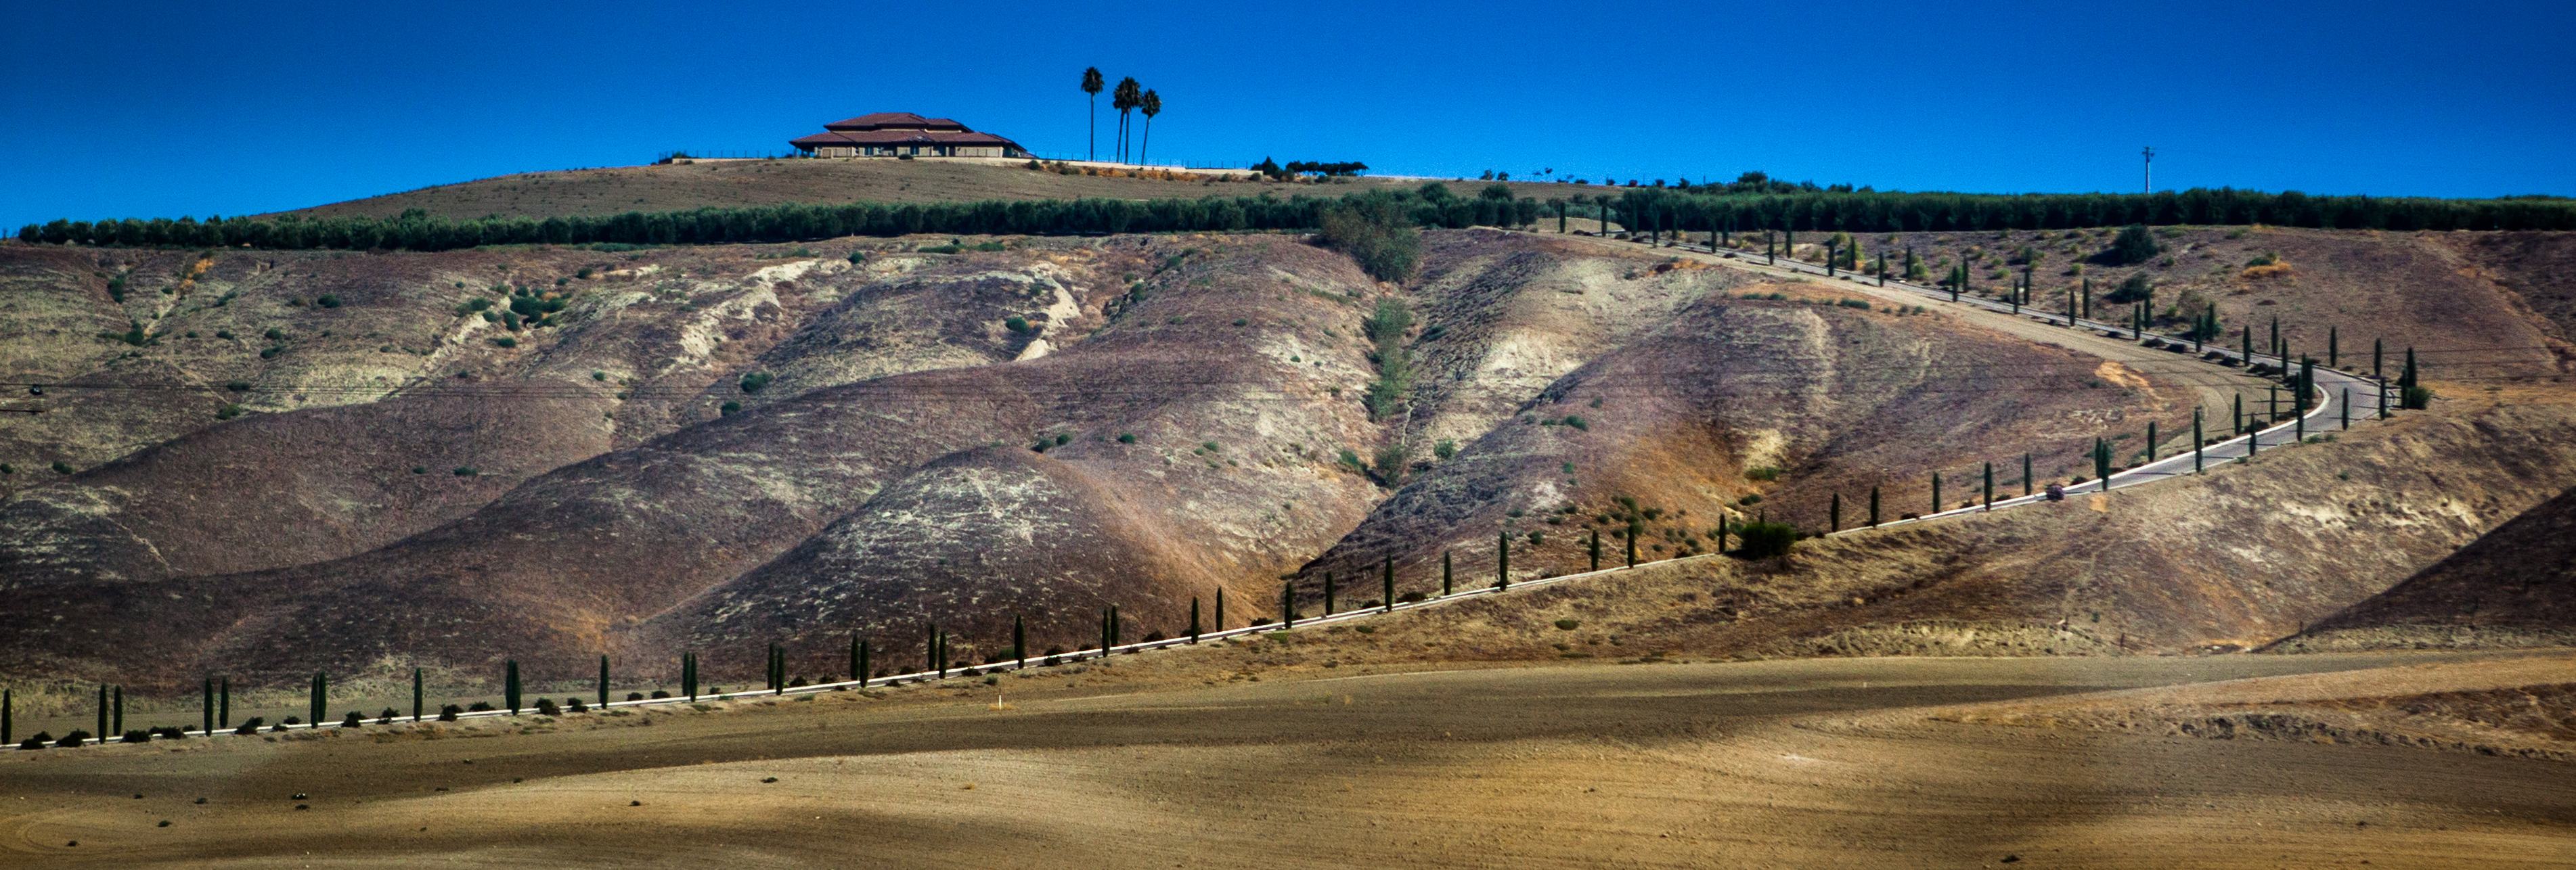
[1113,76,1141,163]
[1081,67,1104,162]
[1137,89,1162,166]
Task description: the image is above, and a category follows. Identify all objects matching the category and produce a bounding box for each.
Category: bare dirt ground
[3,652,2568,869]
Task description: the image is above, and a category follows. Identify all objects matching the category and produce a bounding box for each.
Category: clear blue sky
[5,0,2569,227]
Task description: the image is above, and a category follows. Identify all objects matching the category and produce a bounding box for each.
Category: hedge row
[17,186,2571,252]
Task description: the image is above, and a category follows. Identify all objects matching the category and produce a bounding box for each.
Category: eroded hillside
[3,225,2572,687]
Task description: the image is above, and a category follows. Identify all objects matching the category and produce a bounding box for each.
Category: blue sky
[4,0,2569,227]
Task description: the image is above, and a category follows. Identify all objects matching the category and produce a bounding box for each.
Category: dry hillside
[277,158,1595,222]
[4,224,2575,690]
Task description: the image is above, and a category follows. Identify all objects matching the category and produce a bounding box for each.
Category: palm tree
[1113,76,1141,163]
[1137,89,1162,166]
[1081,67,1105,162]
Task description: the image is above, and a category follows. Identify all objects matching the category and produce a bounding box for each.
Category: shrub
[1555,618,1581,631]
[2105,272,2153,304]
[316,294,341,308]
[739,372,774,393]
[491,336,517,348]
[263,327,284,341]
[567,698,587,713]
[51,461,74,475]
[18,733,50,750]
[2109,225,2159,265]
[215,404,244,420]
[1117,433,1136,443]
[1316,198,1421,282]
[1004,315,1031,334]
[535,698,562,716]
[1434,439,1457,460]
[974,242,1006,252]
[1734,522,1798,559]
[719,400,741,416]
[650,690,670,699]
[123,729,152,743]
[467,702,493,712]
[627,692,646,701]
[259,346,282,359]
[234,718,264,735]
[2402,385,2433,410]
[438,706,460,722]
[58,731,91,748]
[378,708,397,724]
[453,466,476,476]
[1744,466,1781,482]
[340,712,363,728]
[1561,415,1588,431]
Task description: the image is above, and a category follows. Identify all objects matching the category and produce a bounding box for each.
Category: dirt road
[4,653,2567,869]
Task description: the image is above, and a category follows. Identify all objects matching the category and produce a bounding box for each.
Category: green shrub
[263,327,284,340]
[974,242,1006,252]
[453,466,477,476]
[2110,225,2159,265]
[215,404,244,419]
[491,336,516,348]
[316,294,341,308]
[918,244,964,254]
[1744,466,1782,482]
[1434,439,1457,460]
[1117,433,1136,443]
[592,371,608,381]
[738,372,774,393]
[1004,316,1031,334]
[1734,522,1798,558]
[1317,198,1420,282]
[412,466,428,474]
[1554,618,1580,631]
[51,461,73,475]
[719,400,742,416]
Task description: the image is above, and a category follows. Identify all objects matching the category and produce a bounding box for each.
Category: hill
[2280,472,2576,651]
[5,223,2576,689]
[277,158,1596,222]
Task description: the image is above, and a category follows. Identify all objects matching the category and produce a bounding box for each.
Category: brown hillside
[1773,226,2575,379]
[5,226,2573,691]
[2283,480,2576,651]
[277,158,1595,221]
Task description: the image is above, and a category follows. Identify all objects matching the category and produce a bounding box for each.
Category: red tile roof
[821,112,968,132]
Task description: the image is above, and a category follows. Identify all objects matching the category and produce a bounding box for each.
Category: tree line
[19,185,2572,253]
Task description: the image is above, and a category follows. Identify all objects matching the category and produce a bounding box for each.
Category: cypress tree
[2022,453,2034,497]
[204,678,215,735]
[506,660,520,715]
[2374,338,2384,378]
[1587,529,1600,571]
[2146,421,2158,463]
[1624,522,1639,568]
[1382,557,1395,613]
[858,642,870,685]
[1496,530,1511,590]
[2328,326,2339,367]
[2380,382,2391,419]
[598,655,610,708]
[1932,473,1942,513]
[1825,238,1838,276]
[3,688,9,746]
[2094,438,2113,487]
[2242,325,2254,363]
[412,668,423,722]
[1982,463,1994,509]
[307,674,321,729]
[1017,614,1031,662]
[1442,550,1454,595]
[114,685,124,736]
[1323,571,1335,615]
[1868,486,1881,526]
[1829,493,1842,532]
[684,652,697,700]
[1282,580,1296,628]
[849,634,862,681]
[2270,317,2281,365]
[2340,388,2351,430]
[97,685,107,743]
[2234,394,2244,435]
[1216,588,1226,631]
[1189,599,1201,642]
[219,678,229,729]
[2193,407,2206,473]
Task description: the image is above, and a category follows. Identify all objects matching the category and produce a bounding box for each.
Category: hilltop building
[788,112,1029,158]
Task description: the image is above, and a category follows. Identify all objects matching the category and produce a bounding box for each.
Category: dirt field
[3,651,2569,869]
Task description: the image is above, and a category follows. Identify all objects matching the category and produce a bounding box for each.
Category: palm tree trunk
[1089,94,1096,162]
[1140,116,1153,165]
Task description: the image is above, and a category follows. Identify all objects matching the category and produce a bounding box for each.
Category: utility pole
[2141,146,2154,193]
